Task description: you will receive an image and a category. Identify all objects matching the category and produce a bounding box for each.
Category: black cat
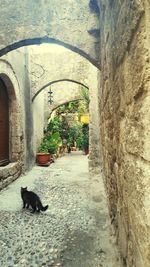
[21,187,48,213]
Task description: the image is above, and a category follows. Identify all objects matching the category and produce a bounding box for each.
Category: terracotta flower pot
[36,153,50,166]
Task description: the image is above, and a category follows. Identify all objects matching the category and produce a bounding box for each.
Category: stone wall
[0,162,22,191]
[98,0,150,266]
[0,48,34,190]
[88,67,101,172]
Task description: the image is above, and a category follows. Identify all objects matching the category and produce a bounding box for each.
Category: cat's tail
[41,205,48,211]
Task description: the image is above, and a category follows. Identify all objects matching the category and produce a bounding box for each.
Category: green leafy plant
[45,117,62,134]
[77,124,89,151]
[45,132,62,154]
[47,143,58,154]
[76,134,84,150]
[38,131,62,155]
[82,133,89,150]
[67,123,83,148]
[80,124,89,151]
[44,100,89,154]
[80,88,89,113]
[38,139,49,153]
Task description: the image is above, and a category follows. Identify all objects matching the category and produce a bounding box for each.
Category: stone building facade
[0,1,150,266]
[0,47,34,189]
[98,0,150,266]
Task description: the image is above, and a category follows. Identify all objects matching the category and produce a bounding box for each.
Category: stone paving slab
[0,152,121,267]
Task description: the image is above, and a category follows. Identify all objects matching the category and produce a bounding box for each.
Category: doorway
[0,78,9,166]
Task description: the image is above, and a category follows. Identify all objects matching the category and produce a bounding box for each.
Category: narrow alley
[0,152,120,267]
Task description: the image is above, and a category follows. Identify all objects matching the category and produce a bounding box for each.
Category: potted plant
[48,132,62,157]
[36,139,50,166]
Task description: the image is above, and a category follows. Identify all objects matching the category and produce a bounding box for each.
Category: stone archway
[0,38,99,69]
[0,73,21,163]
[32,75,101,173]
[32,79,89,153]
[32,79,89,102]
[0,59,24,188]
[0,1,100,67]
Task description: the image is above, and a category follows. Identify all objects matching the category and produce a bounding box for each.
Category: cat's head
[21,187,27,193]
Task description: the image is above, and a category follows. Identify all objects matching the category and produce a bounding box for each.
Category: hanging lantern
[48,86,53,105]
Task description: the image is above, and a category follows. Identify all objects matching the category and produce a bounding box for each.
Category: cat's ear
[25,187,27,190]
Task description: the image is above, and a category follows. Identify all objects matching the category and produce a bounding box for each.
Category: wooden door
[0,78,9,166]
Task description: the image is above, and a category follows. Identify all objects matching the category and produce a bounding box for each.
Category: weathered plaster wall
[29,45,92,98]
[0,0,100,67]
[98,0,150,266]
[0,47,34,191]
[32,91,45,155]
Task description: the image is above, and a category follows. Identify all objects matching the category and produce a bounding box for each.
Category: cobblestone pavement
[0,152,121,267]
